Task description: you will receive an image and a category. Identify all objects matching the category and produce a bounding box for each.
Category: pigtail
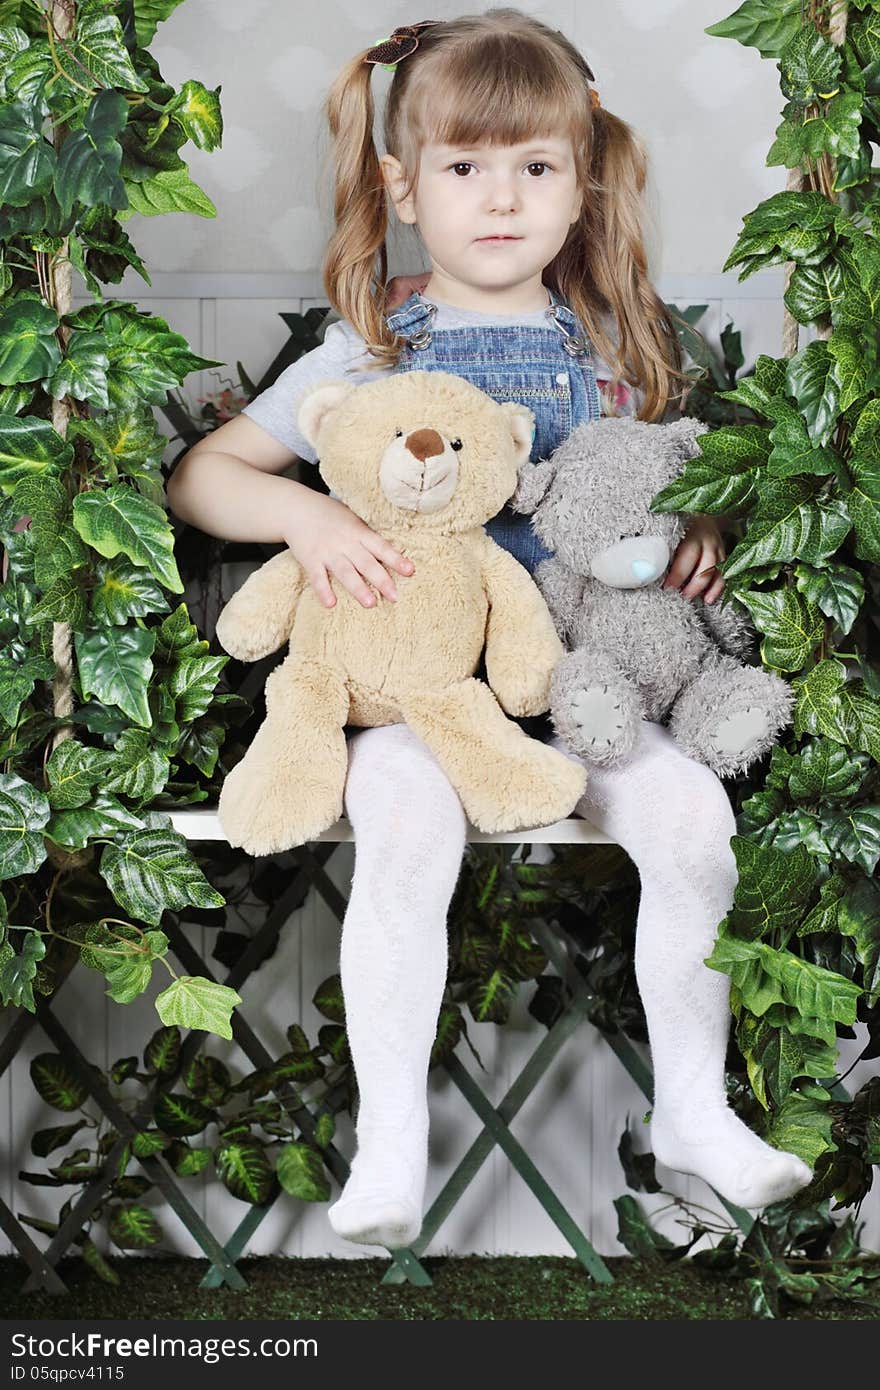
[322,52,394,361]
[552,107,689,423]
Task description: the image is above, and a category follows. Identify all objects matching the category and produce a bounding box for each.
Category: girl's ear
[500,400,536,469]
[297,380,357,449]
[380,153,417,225]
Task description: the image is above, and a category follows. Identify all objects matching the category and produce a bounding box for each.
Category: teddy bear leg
[550,648,643,765]
[668,656,794,778]
[399,678,586,832]
[218,655,350,855]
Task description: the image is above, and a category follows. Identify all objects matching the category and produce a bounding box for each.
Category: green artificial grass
[2,1255,880,1320]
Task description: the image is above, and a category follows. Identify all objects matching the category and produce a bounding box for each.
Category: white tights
[327,721,811,1247]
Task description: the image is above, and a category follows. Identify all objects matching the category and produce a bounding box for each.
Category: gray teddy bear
[512,415,794,777]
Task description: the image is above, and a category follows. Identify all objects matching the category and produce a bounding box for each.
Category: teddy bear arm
[534,558,586,644]
[214,548,305,661]
[480,537,564,717]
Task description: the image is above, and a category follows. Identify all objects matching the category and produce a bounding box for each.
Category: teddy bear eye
[395,429,403,438]
[450,438,463,451]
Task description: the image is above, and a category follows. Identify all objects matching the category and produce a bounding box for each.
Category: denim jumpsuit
[385,286,603,575]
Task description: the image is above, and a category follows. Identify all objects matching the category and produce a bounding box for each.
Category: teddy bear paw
[709,704,771,759]
[566,685,630,757]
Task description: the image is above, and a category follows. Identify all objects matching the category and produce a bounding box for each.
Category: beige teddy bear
[214,369,587,855]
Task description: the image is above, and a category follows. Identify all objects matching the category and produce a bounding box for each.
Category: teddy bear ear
[297,380,357,450]
[499,400,536,468]
[664,415,710,460]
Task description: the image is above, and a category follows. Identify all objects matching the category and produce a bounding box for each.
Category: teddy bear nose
[405,428,445,462]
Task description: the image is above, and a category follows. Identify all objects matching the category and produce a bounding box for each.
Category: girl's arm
[166,413,413,609]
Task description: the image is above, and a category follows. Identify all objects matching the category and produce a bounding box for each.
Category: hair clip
[364,20,440,72]
[589,87,601,110]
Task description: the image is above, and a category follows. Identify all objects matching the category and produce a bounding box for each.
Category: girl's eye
[448,161,553,177]
[450,438,463,451]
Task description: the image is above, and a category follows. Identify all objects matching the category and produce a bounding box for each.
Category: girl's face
[381,134,582,305]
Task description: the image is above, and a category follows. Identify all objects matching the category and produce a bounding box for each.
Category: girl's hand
[282,488,414,609]
[385,272,431,310]
[662,514,725,604]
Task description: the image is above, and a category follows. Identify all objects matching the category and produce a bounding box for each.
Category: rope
[48,0,76,754]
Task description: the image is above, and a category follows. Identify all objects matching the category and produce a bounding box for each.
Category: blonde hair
[322,8,688,421]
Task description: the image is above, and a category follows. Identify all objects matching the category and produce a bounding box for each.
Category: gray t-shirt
[242,297,640,463]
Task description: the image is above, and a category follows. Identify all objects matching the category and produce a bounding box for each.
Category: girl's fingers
[365,532,415,577]
[680,554,718,600]
[703,570,726,604]
[354,548,399,602]
[662,538,700,591]
[331,556,377,608]
[307,564,336,609]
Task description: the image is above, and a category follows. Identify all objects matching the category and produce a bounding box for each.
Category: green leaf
[822,806,880,873]
[276,1141,331,1203]
[838,878,880,1005]
[155,975,240,1041]
[793,562,864,635]
[91,555,169,625]
[103,728,170,802]
[650,425,767,515]
[0,928,45,1010]
[167,652,228,724]
[100,827,225,927]
[0,413,72,492]
[42,727,90,808]
[108,1203,161,1250]
[723,479,851,576]
[30,1120,87,1159]
[705,1,803,58]
[778,26,842,105]
[718,354,789,417]
[121,167,217,220]
[613,1194,676,1260]
[72,8,149,91]
[214,1138,273,1204]
[173,79,223,150]
[828,328,869,412]
[784,343,842,448]
[74,623,156,727]
[46,330,110,411]
[133,0,188,48]
[794,661,880,760]
[55,89,128,221]
[785,258,846,325]
[788,738,869,802]
[153,1090,213,1138]
[312,974,345,1024]
[0,100,57,208]
[29,1053,89,1112]
[765,397,839,477]
[847,457,880,562]
[73,484,183,593]
[143,1025,180,1076]
[766,1092,836,1169]
[0,772,49,880]
[735,588,823,672]
[727,837,817,939]
[47,792,144,852]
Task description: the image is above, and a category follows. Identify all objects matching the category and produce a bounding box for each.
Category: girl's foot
[650,1105,813,1211]
[328,1116,428,1249]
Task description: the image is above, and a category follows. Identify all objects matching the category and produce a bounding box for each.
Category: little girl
[167,9,812,1248]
